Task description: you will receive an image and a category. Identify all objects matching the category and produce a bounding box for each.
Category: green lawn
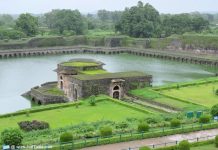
[0,99,151,132]
[80,69,108,75]
[161,82,218,108]
[62,61,99,67]
[129,88,203,111]
[191,144,218,150]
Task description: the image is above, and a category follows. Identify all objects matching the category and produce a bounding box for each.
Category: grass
[45,87,65,96]
[0,98,152,132]
[80,69,108,75]
[62,61,99,67]
[129,88,205,111]
[161,82,218,108]
[191,144,217,150]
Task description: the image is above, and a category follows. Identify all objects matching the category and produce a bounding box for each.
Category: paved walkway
[82,128,218,150]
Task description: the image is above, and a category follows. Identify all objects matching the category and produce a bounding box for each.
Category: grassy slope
[129,88,203,111]
[0,99,152,132]
[162,82,218,108]
[191,144,217,150]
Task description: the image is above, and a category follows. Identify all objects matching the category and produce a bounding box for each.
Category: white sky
[0,0,217,14]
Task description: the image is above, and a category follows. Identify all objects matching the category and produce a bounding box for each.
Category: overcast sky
[0,0,217,14]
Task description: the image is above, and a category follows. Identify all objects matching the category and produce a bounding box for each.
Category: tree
[45,9,85,34]
[211,104,218,117]
[115,2,160,38]
[0,14,15,26]
[1,128,23,148]
[15,13,38,36]
[178,140,190,150]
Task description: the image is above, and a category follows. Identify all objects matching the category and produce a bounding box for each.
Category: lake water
[0,53,217,114]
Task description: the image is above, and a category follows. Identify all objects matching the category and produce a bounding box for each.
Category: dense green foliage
[60,132,73,143]
[116,2,161,38]
[211,104,218,117]
[0,29,25,40]
[178,140,190,150]
[138,122,149,132]
[139,146,151,150]
[162,14,209,36]
[215,135,218,147]
[45,9,85,35]
[15,13,38,36]
[115,1,209,38]
[216,89,218,96]
[18,120,49,132]
[99,126,112,137]
[199,115,211,124]
[1,128,23,147]
[170,118,181,128]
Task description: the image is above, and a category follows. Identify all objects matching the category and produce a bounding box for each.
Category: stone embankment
[0,46,218,67]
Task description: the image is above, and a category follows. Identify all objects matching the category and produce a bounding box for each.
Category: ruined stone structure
[56,59,152,101]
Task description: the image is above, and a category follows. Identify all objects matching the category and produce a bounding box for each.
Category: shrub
[211,104,218,117]
[138,123,149,132]
[60,132,73,143]
[216,89,218,96]
[89,95,96,106]
[178,140,190,150]
[139,146,151,150]
[199,115,211,124]
[215,135,218,147]
[170,118,181,128]
[100,126,112,137]
[115,122,128,129]
[1,128,23,147]
[18,120,49,132]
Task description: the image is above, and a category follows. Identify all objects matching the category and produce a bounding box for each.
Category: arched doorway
[113,91,120,99]
[60,81,63,90]
[113,85,119,90]
[74,89,78,101]
[113,85,120,99]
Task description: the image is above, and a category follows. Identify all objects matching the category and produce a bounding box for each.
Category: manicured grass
[80,69,108,75]
[62,61,99,67]
[129,88,203,111]
[45,87,65,96]
[191,144,217,150]
[0,99,151,132]
[161,82,218,108]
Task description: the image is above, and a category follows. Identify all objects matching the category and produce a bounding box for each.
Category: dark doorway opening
[60,81,63,90]
[113,85,119,90]
[113,91,120,99]
[74,89,78,101]
[38,101,42,105]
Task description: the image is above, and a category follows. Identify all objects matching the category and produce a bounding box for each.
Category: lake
[0,53,217,114]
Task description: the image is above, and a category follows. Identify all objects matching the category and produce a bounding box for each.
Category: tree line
[0,1,216,40]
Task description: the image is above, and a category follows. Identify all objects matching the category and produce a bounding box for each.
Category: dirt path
[81,128,218,150]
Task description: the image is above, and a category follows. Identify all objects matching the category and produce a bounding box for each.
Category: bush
[89,95,96,106]
[138,123,149,132]
[139,146,151,150]
[178,140,190,150]
[100,126,112,137]
[215,135,218,147]
[211,104,218,117]
[115,122,128,129]
[1,128,23,147]
[199,115,211,124]
[18,120,49,132]
[60,132,73,143]
[170,118,181,128]
[216,89,218,96]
